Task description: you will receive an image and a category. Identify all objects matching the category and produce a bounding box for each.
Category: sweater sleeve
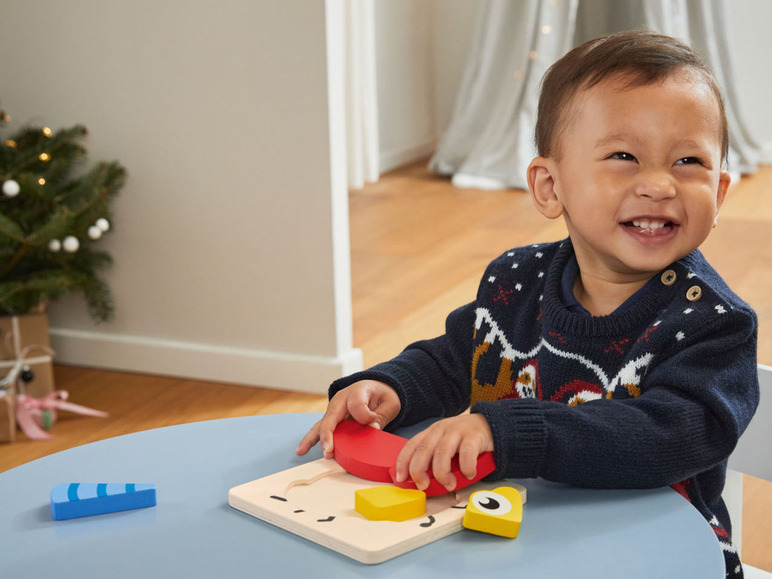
[328,300,477,430]
[472,306,759,488]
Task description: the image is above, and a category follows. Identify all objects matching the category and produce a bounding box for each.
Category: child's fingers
[346,388,382,428]
[315,394,356,458]
[348,381,401,430]
[298,382,400,459]
[407,448,433,492]
[396,425,453,491]
[431,439,461,491]
[458,439,481,481]
[296,381,400,459]
[395,414,493,491]
[295,423,321,456]
[394,433,426,486]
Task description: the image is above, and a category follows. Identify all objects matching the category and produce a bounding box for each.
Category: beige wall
[374,0,481,173]
[0,0,361,392]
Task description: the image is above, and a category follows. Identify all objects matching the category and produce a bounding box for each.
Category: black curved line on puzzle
[420,515,436,528]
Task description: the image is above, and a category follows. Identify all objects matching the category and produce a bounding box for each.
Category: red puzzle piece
[333,420,407,483]
[388,451,496,497]
[332,421,497,496]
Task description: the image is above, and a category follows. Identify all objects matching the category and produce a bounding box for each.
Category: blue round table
[0,413,724,577]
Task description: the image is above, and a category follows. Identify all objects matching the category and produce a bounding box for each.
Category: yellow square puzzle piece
[462,486,523,538]
[355,486,426,522]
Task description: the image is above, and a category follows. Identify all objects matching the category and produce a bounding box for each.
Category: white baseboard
[379,138,437,174]
[49,327,363,395]
[760,142,772,165]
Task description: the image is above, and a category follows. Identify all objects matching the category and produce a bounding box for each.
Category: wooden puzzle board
[228,458,526,564]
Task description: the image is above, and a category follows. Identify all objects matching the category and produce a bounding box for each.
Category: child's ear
[713,170,731,228]
[528,157,564,219]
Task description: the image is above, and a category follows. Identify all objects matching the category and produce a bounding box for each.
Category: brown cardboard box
[0,392,14,443]
[0,313,55,399]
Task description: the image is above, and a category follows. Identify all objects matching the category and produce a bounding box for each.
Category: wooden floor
[1,160,770,570]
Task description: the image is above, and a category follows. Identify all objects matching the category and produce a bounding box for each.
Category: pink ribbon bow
[15,390,109,440]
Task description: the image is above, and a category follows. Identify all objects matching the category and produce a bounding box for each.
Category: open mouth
[622,218,676,237]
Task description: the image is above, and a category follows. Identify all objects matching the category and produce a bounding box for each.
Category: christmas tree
[0,111,126,323]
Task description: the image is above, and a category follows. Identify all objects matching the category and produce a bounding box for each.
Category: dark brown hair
[535,30,729,164]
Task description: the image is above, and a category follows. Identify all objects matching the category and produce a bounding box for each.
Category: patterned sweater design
[330,239,758,577]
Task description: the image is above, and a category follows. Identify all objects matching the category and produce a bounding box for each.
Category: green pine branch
[0,120,125,322]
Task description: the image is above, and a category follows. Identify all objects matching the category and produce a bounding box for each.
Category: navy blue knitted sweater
[330,239,758,576]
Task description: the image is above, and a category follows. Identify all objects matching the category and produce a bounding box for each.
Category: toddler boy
[298,31,758,578]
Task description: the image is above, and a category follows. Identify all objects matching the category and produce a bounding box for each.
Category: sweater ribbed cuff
[472,398,547,479]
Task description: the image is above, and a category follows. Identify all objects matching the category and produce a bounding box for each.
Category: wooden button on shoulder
[686,285,702,302]
[661,270,677,286]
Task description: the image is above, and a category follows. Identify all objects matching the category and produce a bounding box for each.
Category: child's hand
[296,380,401,459]
[393,413,493,492]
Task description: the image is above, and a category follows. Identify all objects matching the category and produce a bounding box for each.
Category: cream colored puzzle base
[228,458,526,564]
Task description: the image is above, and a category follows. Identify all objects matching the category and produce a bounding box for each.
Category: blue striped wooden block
[51,483,157,520]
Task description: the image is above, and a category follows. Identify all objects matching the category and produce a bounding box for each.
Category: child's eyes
[607,153,705,166]
[675,157,703,166]
[608,152,637,162]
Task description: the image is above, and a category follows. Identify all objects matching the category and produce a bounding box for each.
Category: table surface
[0,413,724,578]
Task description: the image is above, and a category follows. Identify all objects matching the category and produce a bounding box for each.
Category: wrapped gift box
[0,313,55,399]
[0,392,14,443]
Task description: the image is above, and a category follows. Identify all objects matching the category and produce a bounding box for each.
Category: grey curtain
[429,0,762,190]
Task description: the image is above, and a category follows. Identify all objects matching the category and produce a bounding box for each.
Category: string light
[6,140,17,148]
[42,127,52,137]
[38,177,46,185]
[39,153,51,162]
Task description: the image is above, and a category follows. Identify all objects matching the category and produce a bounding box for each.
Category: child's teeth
[632,220,665,230]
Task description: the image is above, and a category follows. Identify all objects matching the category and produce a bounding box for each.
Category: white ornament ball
[63,236,80,253]
[48,239,62,252]
[96,218,110,232]
[88,226,102,240]
[2,179,20,197]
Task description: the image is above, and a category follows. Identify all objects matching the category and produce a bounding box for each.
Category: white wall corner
[379,138,438,174]
[327,0,363,380]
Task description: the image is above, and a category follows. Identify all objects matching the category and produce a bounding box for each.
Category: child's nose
[633,170,676,200]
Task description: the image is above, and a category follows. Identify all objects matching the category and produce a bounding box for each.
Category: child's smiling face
[534,69,730,285]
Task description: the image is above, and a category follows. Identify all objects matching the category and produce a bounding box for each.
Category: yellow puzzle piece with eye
[463,486,523,538]
[355,486,427,522]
